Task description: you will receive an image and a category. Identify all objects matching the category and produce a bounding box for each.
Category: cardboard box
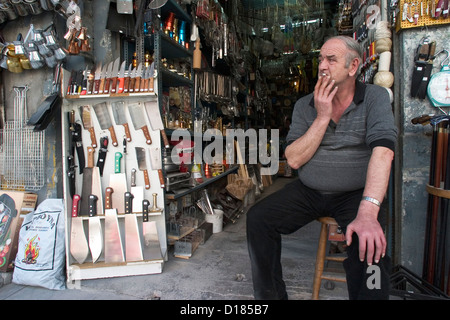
[0,191,38,272]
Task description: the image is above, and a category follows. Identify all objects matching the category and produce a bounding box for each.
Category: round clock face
[428,70,450,107]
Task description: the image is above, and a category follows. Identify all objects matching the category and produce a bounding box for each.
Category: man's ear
[348,58,360,77]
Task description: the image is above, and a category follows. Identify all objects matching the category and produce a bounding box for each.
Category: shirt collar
[308,80,367,107]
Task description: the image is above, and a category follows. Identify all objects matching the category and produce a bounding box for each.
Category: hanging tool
[129,102,152,145]
[80,105,97,149]
[96,136,108,176]
[149,146,165,188]
[93,102,118,147]
[112,101,132,142]
[69,109,85,174]
[411,37,436,99]
[135,147,151,189]
[144,100,169,148]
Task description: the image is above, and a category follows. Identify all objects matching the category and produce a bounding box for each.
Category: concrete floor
[0,177,348,300]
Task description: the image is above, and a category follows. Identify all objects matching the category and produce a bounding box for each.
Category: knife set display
[67,99,167,265]
[70,191,163,265]
[66,57,155,97]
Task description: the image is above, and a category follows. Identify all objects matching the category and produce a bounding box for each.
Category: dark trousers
[246,179,391,300]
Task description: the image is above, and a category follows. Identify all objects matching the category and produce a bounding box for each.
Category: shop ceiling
[237,0,340,31]
[241,0,338,10]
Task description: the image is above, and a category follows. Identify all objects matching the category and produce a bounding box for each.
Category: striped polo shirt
[286,81,398,193]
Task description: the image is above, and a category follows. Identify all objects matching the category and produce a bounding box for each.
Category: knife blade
[104,187,125,263]
[70,194,89,264]
[144,101,170,148]
[129,67,137,93]
[130,168,143,213]
[93,102,118,147]
[109,151,127,214]
[149,146,165,188]
[88,194,103,263]
[142,199,162,260]
[80,105,97,148]
[148,61,155,92]
[114,60,126,93]
[129,102,152,144]
[124,191,144,261]
[133,63,143,93]
[109,58,120,94]
[93,62,103,94]
[135,147,150,189]
[140,66,150,92]
[98,63,108,94]
[102,61,114,94]
[111,101,132,142]
[123,64,132,93]
[87,66,96,94]
[80,67,89,95]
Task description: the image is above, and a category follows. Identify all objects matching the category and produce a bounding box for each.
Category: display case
[61,70,167,282]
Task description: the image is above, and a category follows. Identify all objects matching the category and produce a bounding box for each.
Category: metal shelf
[165,165,238,200]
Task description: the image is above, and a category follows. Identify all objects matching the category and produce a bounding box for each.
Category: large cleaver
[93,102,118,147]
[124,192,144,261]
[70,194,89,264]
[80,105,97,148]
[104,187,125,263]
[144,101,170,148]
[128,102,152,145]
[88,194,103,263]
[111,101,132,142]
[109,152,127,214]
[142,199,163,260]
[149,146,165,188]
[135,147,150,189]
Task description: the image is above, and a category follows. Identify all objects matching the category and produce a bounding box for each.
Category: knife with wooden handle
[136,147,150,189]
[112,101,132,142]
[133,63,143,92]
[93,102,118,147]
[80,105,97,148]
[129,102,152,145]
[150,147,165,188]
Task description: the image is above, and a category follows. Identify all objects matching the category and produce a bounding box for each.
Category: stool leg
[312,222,328,300]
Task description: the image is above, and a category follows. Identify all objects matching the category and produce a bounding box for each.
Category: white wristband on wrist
[362,196,381,207]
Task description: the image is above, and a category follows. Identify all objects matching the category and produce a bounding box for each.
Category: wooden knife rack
[61,69,168,282]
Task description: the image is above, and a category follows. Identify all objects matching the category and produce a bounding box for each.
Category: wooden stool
[312,217,347,300]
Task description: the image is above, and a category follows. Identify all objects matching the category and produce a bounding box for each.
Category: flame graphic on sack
[22,235,40,264]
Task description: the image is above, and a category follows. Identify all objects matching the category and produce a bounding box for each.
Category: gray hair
[325,36,363,75]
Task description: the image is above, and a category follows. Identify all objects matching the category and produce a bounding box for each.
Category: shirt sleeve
[365,85,398,152]
[286,95,314,146]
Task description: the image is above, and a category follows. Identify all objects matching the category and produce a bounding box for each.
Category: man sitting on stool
[246,36,398,300]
